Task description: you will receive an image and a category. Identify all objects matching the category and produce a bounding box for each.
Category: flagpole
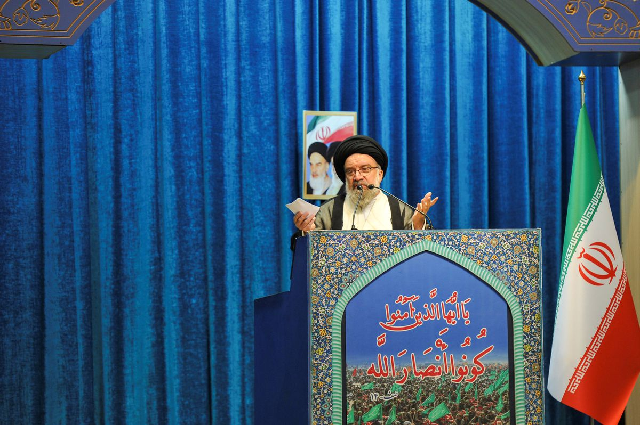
[579,70,586,106]
[580,72,596,425]
[578,69,594,425]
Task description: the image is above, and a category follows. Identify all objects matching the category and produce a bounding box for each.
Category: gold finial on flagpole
[579,70,586,106]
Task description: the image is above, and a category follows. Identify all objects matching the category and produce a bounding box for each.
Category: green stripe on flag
[306,115,329,133]
[557,105,605,310]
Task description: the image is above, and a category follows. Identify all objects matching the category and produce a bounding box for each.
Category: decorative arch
[469,0,640,65]
[330,239,527,424]
[0,0,115,58]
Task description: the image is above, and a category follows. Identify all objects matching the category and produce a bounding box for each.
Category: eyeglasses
[344,165,380,178]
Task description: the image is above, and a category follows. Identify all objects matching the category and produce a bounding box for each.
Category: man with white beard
[294,135,438,231]
[306,142,332,195]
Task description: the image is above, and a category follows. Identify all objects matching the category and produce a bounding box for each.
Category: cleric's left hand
[412,192,439,229]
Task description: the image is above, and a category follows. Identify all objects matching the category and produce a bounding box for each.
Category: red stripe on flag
[561,272,640,425]
[323,126,354,144]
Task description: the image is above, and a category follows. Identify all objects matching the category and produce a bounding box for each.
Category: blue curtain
[0,0,620,424]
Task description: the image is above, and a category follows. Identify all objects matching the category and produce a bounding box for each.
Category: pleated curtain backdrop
[0,0,620,424]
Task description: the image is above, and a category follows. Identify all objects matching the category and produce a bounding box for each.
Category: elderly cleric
[294,135,438,231]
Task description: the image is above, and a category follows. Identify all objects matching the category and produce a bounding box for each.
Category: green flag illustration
[347,408,354,424]
[494,369,509,389]
[428,403,450,422]
[498,382,509,395]
[362,403,383,422]
[385,406,396,425]
[496,395,504,412]
[389,383,402,394]
[421,393,436,406]
[465,382,473,392]
[484,382,496,396]
[415,387,422,402]
[484,370,508,397]
[361,382,374,390]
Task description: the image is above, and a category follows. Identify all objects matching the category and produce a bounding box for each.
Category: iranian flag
[548,105,640,425]
[306,115,354,146]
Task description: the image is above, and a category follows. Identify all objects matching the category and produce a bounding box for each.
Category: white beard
[346,184,378,208]
[309,175,327,194]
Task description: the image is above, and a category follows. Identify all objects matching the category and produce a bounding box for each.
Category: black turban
[307,142,328,161]
[326,141,340,161]
[332,135,388,183]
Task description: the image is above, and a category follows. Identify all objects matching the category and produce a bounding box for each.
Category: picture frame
[302,110,357,200]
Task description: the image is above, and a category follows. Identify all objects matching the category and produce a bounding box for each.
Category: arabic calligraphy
[361,289,500,387]
[366,345,495,384]
[379,294,471,331]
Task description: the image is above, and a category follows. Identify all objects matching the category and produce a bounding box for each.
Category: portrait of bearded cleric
[303,110,356,200]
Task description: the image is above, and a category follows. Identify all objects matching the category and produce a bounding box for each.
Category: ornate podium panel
[254,229,544,425]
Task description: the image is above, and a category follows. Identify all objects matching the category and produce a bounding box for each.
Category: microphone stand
[367,185,434,230]
[351,185,364,230]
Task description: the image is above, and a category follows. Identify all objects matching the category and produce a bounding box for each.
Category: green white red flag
[306,115,354,145]
[548,105,640,424]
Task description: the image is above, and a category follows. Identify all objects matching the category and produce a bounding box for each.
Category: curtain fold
[0,1,620,424]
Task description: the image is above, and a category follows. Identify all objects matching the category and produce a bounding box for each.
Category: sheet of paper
[286,198,320,215]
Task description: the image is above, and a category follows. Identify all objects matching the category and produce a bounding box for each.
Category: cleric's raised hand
[412,192,439,229]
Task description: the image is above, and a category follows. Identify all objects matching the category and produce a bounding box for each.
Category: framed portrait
[302,110,357,200]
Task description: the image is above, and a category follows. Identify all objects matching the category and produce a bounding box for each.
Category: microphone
[367,185,434,230]
[351,185,364,230]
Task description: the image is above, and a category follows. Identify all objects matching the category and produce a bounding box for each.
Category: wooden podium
[255,230,544,425]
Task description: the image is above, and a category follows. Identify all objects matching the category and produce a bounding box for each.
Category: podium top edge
[309,228,542,233]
